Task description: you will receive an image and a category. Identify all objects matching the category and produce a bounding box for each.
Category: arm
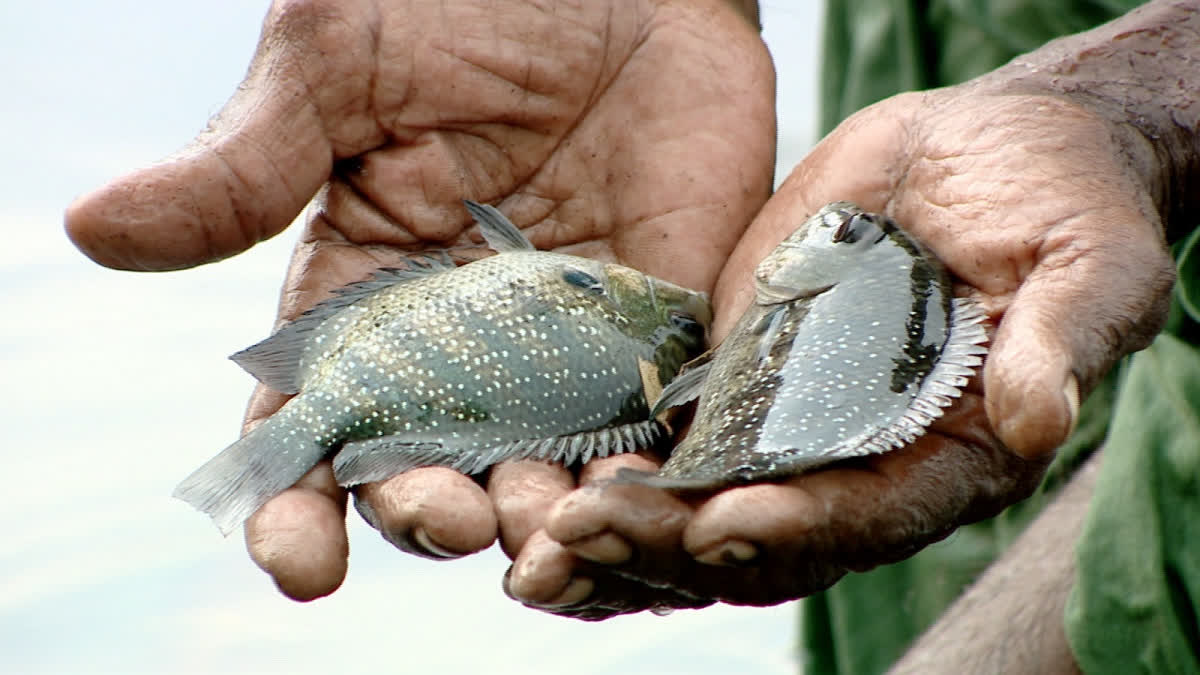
[65,0,776,600]
[510,1,1192,618]
[979,0,1200,242]
[888,451,1102,675]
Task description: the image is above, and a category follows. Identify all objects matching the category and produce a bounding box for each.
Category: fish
[174,200,712,534]
[620,202,988,490]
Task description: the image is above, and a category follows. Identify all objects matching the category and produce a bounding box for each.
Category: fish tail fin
[173,404,327,536]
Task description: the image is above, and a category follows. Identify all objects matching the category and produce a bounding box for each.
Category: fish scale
[625,202,988,489]
[308,255,638,442]
[174,201,711,534]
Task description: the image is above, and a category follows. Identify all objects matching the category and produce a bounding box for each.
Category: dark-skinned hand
[65,0,775,601]
[504,87,1175,618]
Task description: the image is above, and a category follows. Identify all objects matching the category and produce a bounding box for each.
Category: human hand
[65,0,775,600]
[503,84,1176,617]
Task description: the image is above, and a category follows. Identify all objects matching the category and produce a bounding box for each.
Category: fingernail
[1063,374,1080,439]
[539,577,594,608]
[694,539,758,567]
[352,494,380,529]
[567,532,633,565]
[410,527,462,559]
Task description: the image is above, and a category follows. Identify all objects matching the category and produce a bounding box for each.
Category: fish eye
[562,267,605,295]
[832,213,876,244]
[670,311,704,335]
[819,210,845,230]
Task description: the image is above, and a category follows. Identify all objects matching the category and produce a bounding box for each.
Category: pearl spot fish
[622,202,988,489]
[174,201,711,534]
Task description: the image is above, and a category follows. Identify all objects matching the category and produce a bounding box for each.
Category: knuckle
[266,0,346,42]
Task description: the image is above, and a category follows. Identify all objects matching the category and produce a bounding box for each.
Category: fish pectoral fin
[754,280,833,306]
[464,200,536,253]
[332,438,448,487]
[650,360,713,419]
[752,305,789,364]
[230,256,454,394]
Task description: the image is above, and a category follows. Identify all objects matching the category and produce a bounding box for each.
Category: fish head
[598,263,711,349]
[556,260,711,380]
[754,201,894,304]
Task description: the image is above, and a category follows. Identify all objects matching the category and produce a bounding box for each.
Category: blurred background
[0,2,820,672]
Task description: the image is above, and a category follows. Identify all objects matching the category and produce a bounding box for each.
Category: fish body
[629,202,987,489]
[175,201,711,533]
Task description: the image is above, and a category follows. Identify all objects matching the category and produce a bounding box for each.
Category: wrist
[969,0,1199,242]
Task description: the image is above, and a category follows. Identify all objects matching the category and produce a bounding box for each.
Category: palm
[275,0,773,300]
[506,87,1174,615]
[62,0,774,600]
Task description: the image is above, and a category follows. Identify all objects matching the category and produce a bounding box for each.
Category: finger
[710,104,908,340]
[487,460,576,559]
[354,467,498,560]
[888,97,1176,458]
[64,1,381,271]
[981,211,1174,458]
[504,530,714,621]
[547,453,692,567]
[244,462,349,602]
[684,394,1045,576]
[505,530,593,607]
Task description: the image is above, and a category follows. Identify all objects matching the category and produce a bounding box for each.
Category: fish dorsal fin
[464,200,535,253]
[818,296,990,462]
[649,355,714,418]
[331,421,663,487]
[230,255,455,394]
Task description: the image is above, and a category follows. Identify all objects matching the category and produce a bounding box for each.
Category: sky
[0,2,822,673]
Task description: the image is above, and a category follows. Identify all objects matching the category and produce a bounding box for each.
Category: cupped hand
[505,85,1176,617]
[65,0,775,600]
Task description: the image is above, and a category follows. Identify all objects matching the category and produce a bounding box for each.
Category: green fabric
[820,0,1141,135]
[1063,233,1200,674]
[1065,330,1200,674]
[806,2,1200,674]
[798,371,1116,674]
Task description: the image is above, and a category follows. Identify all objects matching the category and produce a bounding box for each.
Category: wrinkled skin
[67,0,775,602]
[510,89,1176,616]
[66,0,1175,616]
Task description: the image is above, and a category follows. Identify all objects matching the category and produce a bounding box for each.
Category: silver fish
[175,201,711,534]
[624,202,988,489]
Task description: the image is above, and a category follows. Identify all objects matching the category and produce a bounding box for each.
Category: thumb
[984,211,1175,459]
[64,2,376,271]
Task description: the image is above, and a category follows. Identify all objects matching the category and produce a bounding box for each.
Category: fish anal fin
[332,438,447,487]
[523,421,663,467]
[333,422,664,487]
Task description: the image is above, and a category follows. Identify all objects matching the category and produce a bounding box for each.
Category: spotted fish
[623,202,988,489]
[174,201,711,534]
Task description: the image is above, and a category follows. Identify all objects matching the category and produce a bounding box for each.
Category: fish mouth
[681,292,714,330]
[641,274,713,331]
